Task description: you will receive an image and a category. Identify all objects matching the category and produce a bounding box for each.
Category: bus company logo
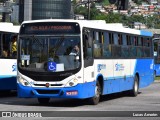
[12,63,17,72]
[115,63,125,71]
[97,64,106,72]
[45,83,50,88]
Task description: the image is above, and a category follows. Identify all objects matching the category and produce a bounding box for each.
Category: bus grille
[36,90,60,94]
[28,76,67,82]
[34,84,63,87]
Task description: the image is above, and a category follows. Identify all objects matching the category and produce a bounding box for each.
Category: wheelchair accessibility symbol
[48,62,56,71]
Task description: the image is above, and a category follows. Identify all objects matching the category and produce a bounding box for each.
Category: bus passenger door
[83,28,95,98]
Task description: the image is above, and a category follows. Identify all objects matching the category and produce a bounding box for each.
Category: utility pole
[88,0,90,20]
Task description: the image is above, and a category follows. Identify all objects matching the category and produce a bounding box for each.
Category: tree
[90,3,101,19]
[95,13,107,20]
[95,12,124,23]
[74,6,88,19]
[74,2,101,20]
[0,0,5,3]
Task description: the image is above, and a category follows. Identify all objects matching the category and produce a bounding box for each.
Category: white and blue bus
[0,23,20,91]
[17,19,154,105]
[153,38,160,76]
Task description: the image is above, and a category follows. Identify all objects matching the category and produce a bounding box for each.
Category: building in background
[147,0,158,5]
[10,4,19,23]
[19,0,71,23]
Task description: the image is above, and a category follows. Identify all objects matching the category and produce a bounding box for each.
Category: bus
[0,23,20,91]
[17,19,154,105]
[153,38,160,77]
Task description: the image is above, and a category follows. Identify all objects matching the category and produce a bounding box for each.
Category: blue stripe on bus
[140,30,153,37]
[0,75,16,79]
[0,77,17,90]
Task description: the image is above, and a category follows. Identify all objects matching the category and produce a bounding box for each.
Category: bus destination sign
[30,25,72,31]
[20,22,80,35]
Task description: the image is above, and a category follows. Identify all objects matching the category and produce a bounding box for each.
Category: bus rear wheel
[38,98,50,105]
[130,75,139,97]
[89,81,101,105]
[154,71,156,80]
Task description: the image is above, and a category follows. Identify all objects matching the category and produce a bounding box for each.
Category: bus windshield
[18,35,81,72]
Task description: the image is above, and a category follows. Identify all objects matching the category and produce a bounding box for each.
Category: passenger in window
[2,50,8,57]
[11,35,17,57]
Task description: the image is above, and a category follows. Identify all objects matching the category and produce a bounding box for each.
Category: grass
[155,77,160,81]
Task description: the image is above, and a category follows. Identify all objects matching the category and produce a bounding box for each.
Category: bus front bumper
[17,82,96,99]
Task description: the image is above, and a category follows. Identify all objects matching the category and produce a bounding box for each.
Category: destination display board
[20,22,80,35]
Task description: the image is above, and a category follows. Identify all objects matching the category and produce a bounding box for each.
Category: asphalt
[154,80,160,83]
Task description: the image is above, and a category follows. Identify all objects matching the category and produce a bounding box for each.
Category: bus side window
[94,31,102,58]
[144,38,152,57]
[2,34,11,58]
[86,30,93,58]
[121,34,129,58]
[122,34,127,46]
[109,32,113,44]
[137,37,143,57]
[83,28,93,58]
[113,33,118,45]
[112,33,121,58]
[103,32,111,57]
[130,35,136,57]
[83,28,94,67]
[126,35,131,45]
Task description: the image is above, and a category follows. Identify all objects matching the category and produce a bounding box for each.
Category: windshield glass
[18,35,81,72]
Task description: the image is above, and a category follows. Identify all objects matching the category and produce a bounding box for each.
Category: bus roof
[21,19,153,37]
[0,22,20,33]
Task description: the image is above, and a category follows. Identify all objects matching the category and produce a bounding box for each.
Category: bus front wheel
[38,98,50,105]
[130,75,139,97]
[89,81,101,105]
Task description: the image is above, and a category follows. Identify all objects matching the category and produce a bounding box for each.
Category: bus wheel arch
[89,75,104,105]
[97,75,104,94]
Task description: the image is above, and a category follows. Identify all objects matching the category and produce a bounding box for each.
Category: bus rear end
[0,24,19,91]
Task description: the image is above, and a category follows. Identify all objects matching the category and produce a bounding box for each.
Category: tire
[130,75,139,97]
[154,71,156,80]
[89,81,101,105]
[38,98,50,105]
[0,90,11,96]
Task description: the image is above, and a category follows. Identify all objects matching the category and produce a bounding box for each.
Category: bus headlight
[65,78,78,87]
[17,76,31,86]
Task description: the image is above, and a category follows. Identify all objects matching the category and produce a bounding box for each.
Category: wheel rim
[95,86,99,98]
[134,80,138,93]
[95,84,100,98]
